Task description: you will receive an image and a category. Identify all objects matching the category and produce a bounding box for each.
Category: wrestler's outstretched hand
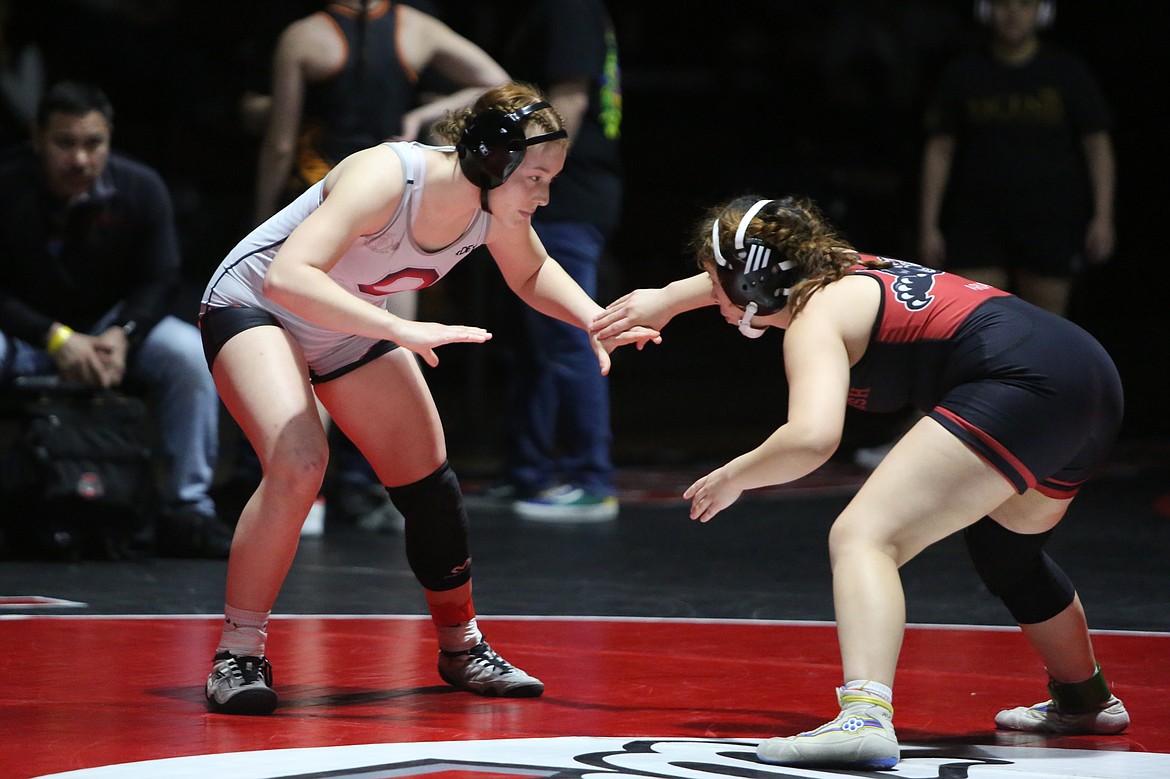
[683,465,743,523]
[392,319,492,368]
[586,326,662,375]
[592,287,678,342]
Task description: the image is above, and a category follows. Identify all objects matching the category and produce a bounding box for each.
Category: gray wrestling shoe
[997,666,1129,735]
[996,695,1129,734]
[437,640,544,697]
[756,686,899,770]
[205,651,277,715]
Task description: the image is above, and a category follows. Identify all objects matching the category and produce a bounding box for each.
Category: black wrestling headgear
[456,100,567,211]
[711,199,804,337]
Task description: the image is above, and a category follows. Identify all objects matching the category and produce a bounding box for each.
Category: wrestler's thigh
[314,348,446,487]
[211,324,324,466]
[830,415,1017,566]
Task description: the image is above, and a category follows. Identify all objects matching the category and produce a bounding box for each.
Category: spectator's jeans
[503,219,614,496]
[0,315,219,516]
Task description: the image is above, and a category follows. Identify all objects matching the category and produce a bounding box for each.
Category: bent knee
[828,518,899,566]
[828,510,933,568]
[261,439,329,491]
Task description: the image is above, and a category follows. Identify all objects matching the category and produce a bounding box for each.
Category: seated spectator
[0,81,232,557]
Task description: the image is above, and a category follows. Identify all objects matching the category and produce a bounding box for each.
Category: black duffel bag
[0,381,153,560]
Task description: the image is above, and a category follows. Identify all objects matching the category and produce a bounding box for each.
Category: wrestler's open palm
[682,466,743,523]
[393,320,491,368]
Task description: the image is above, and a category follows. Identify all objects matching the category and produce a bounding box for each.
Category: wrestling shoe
[205,651,277,714]
[997,666,1129,735]
[513,484,618,522]
[996,695,1129,735]
[437,641,544,697]
[757,686,899,770]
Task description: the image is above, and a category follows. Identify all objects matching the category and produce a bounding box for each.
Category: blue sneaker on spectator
[512,484,618,523]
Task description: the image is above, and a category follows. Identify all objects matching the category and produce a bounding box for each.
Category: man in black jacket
[0,81,231,557]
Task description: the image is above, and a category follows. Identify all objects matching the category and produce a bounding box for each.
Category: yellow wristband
[46,325,74,356]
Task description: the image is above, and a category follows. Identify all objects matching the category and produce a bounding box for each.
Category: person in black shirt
[487,0,624,521]
[919,0,1115,316]
[0,81,231,557]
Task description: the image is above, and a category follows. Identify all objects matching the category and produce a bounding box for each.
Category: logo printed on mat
[50,737,1170,779]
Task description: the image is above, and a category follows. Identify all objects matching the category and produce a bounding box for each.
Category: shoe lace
[466,643,515,675]
[222,654,269,685]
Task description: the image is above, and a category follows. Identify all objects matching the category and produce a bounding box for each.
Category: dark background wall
[9,0,1168,465]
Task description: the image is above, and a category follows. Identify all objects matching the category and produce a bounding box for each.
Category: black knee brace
[963,516,1075,625]
[388,461,471,592]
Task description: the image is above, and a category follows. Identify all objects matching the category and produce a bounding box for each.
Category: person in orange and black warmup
[238,0,511,531]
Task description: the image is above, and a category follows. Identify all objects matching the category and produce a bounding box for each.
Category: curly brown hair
[430,81,567,146]
[693,195,887,317]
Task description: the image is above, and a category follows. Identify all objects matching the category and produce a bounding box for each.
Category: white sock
[436,618,481,653]
[217,605,270,657]
[843,679,894,704]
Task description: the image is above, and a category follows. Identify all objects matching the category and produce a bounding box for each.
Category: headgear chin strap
[711,198,802,338]
[456,100,567,213]
[737,302,767,339]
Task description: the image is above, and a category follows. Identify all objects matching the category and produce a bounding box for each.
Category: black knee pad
[388,461,471,591]
[963,516,1075,625]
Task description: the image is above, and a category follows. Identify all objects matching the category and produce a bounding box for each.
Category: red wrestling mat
[3,615,1167,778]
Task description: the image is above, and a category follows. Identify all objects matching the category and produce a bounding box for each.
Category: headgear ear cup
[456,99,568,210]
[975,0,1055,28]
[457,109,527,190]
[711,199,804,337]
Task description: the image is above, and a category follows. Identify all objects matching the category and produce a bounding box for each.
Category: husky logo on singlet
[880,258,942,312]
